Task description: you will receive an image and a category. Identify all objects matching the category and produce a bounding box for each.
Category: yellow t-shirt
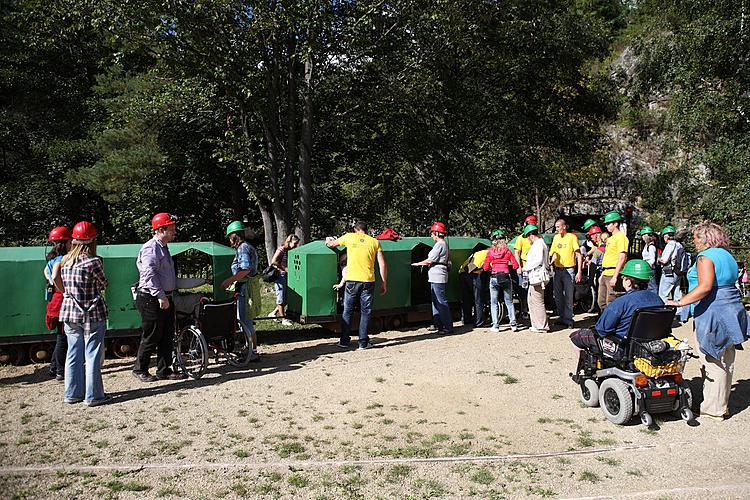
[550,232,580,268]
[338,233,381,282]
[602,231,629,276]
[513,236,531,265]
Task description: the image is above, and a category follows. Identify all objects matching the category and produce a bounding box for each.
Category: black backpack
[674,244,692,276]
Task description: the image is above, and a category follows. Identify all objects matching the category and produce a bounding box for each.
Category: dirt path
[1,318,748,499]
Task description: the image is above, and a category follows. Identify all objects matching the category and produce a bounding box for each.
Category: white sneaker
[490,327,500,333]
[281,318,292,326]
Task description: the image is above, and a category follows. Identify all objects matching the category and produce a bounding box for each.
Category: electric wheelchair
[175,296,253,379]
[570,305,695,426]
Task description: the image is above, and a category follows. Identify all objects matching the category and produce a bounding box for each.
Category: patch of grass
[449,442,471,455]
[274,442,305,458]
[404,382,414,386]
[100,480,151,492]
[470,467,495,484]
[312,414,324,422]
[385,464,412,483]
[375,377,385,383]
[20,414,31,425]
[366,403,383,410]
[537,417,553,424]
[229,483,248,496]
[494,372,519,384]
[597,456,622,466]
[94,440,109,449]
[412,478,448,497]
[340,400,350,405]
[48,481,71,492]
[579,470,600,483]
[626,470,643,477]
[248,417,259,424]
[431,433,450,443]
[352,422,363,430]
[237,410,248,417]
[556,457,571,465]
[288,473,309,488]
[527,486,556,497]
[158,406,174,414]
[551,394,563,400]
[382,418,394,425]
[234,449,249,458]
[459,432,475,440]
[156,486,179,497]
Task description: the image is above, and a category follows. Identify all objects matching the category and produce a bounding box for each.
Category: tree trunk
[284,34,298,240]
[298,49,313,242]
[258,197,276,264]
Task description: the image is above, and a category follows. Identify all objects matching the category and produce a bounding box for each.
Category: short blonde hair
[692,221,729,251]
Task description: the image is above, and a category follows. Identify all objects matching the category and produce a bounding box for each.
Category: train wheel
[29,343,53,364]
[367,317,384,334]
[112,338,139,359]
[0,346,25,365]
[389,315,404,331]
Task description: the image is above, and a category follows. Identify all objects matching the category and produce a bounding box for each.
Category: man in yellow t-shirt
[514,215,538,320]
[326,221,387,349]
[459,248,489,326]
[598,210,629,311]
[549,217,582,327]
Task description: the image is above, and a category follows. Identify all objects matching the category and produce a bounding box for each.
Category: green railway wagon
[286,237,490,331]
[0,242,235,364]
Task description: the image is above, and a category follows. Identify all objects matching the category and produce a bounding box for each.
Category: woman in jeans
[269,234,300,325]
[412,222,453,334]
[53,221,108,406]
[666,222,749,421]
[483,230,519,332]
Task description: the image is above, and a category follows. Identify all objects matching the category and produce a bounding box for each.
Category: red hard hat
[48,226,72,241]
[430,221,446,234]
[587,225,602,235]
[151,212,177,230]
[72,221,97,242]
[524,215,538,225]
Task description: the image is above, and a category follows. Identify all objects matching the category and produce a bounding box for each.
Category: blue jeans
[274,273,287,305]
[341,281,374,346]
[648,276,658,293]
[237,285,256,337]
[470,274,484,325]
[64,321,106,403]
[430,282,453,333]
[490,276,516,328]
[659,273,689,322]
[553,267,575,325]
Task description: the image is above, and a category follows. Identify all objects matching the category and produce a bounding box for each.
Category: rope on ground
[0,443,657,475]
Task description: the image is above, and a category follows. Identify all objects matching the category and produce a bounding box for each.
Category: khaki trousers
[597,274,622,311]
[700,345,736,418]
[528,284,549,331]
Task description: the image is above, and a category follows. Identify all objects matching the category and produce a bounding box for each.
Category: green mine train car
[286,237,491,332]
[0,242,235,365]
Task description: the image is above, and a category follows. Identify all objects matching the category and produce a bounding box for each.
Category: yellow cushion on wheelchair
[634,357,681,377]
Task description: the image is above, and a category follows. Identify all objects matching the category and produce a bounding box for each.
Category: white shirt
[524,238,549,271]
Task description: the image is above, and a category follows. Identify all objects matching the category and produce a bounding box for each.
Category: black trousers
[134,293,175,377]
[49,322,67,377]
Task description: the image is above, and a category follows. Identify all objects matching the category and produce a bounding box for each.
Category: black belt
[138,290,174,298]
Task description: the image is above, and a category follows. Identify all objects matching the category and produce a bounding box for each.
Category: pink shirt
[483,247,519,274]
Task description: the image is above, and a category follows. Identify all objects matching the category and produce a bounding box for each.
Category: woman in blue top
[666,222,749,421]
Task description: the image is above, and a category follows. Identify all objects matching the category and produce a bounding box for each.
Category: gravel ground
[0,315,749,499]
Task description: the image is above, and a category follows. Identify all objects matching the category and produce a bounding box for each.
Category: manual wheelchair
[570,306,695,426]
[174,296,253,379]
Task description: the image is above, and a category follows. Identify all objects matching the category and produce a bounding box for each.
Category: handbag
[528,264,551,287]
[261,265,280,283]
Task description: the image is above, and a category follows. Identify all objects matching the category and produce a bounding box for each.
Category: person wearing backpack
[658,225,689,323]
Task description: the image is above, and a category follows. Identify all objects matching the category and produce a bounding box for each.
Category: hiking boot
[133,372,158,383]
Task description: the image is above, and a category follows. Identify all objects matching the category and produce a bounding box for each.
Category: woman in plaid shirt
[53,221,109,406]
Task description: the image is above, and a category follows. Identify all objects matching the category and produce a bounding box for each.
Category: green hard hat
[225,220,246,237]
[582,219,597,230]
[639,226,654,236]
[522,224,538,237]
[620,259,653,281]
[603,211,623,223]
[661,225,676,235]
[491,229,505,239]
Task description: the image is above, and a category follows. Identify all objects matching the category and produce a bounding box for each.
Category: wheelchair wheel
[176,325,208,379]
[672,382,693,420]
[226,328,252,367]
[579,378,600,407]
[598,378,634,425]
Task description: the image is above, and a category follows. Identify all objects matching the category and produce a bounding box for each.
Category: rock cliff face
[555,44,697,231]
